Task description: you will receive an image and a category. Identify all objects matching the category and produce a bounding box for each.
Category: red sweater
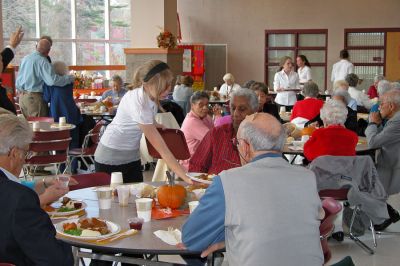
[290,98,324,121]
[367,85,378,99]
[303,125,358,161]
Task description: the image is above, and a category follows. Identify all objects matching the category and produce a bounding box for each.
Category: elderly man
[101,74,127,104]
[0,114,73,265]
[16,38,74,118]
[183,113,323,266]
[188,89,258,174]
[366,89,400,195]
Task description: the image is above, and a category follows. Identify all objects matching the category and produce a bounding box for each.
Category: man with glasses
[366,89,400,196]
[182,112,323,266]
[0,113,73,265]
[188,88,258,174]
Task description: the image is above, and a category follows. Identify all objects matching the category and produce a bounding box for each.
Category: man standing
[366,89,400,195]
[16,38,73,117]
[183,113,323,266]
[331,49,354,84]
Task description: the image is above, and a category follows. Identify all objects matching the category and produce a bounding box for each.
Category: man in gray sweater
[182,113,323,266]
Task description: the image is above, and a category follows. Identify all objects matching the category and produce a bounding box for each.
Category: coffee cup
[59,117,66,126]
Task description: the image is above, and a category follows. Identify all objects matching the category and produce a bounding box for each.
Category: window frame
[265,29,328,90]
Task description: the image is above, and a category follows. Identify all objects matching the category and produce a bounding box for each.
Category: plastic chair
[320,198,343,264]
[69,172,111,191]
[27,116,54,122]
[68,122,103,171]
[24,130,71,176]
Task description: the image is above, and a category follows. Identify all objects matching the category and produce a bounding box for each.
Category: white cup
[97,187,113,209]
[59,117,66,126]
[32,122,40,131]
[189,201,200,213]
[135,198,153,222]
[301,135,310,143]
[116,185,130,207]
[213,87,218,91]
[57,175,70,188]
[279,106,286,113]
[110,172,123,189]
[325,97,331,101]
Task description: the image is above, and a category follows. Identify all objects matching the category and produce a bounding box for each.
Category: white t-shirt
[331,59,354,83]
[219,83,241,96]
[297,66,312,83]
[273,70,299,106]
[348,86,374,109]
[100,87,157,150]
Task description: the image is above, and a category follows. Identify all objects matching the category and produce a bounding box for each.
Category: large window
[2,0,130,74]
[265,29,328,91]
[344,28,400,92]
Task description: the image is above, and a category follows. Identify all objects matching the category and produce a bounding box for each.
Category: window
[344,28,400,92]
[2,0,130,77]
[265,29,328,91]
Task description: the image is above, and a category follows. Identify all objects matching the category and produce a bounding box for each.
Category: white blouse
[219,83,241,96]
[273,70,300,106]
[297,66,312,83]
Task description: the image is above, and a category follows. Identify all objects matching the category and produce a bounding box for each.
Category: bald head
[36,39,51,55]
[238,113,285,152]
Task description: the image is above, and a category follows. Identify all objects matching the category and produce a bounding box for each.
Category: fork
[96,229,137,243]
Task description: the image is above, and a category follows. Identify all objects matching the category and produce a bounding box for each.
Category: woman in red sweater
[304,99,358,161]
[290,81,324,121]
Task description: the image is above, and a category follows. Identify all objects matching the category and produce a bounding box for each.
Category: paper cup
[57,175,70,188]
[135,198,153,222]
[325,97,331,101]
[110,172,123,189]
[116,185,130,207]
[97,187,112,209]
[32,122,40,131]
[189,201,200,213]
[59,117,66,126]
[279,106,286,113]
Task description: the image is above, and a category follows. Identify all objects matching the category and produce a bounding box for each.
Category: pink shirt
[181,111,213,170]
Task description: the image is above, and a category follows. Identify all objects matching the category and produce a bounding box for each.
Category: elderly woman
[101,74,127,105]
[370,80,392,113]
[346,73,375,110]
[273,56,300,111]
[303,99,358,162]
[180,91,213,170]
[367,75,385,99]
[249,82,280,120]
[290,81,323,122]
[219,73,241,97]
[333,79,357,111]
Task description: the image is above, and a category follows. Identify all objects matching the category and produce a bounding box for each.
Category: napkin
[154,228,182,245]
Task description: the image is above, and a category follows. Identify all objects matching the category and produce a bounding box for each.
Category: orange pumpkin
[301,126,316,136]
[157,173,187,209]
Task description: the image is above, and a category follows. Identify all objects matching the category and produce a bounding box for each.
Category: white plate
[47,200,87,216]
[186,172,212,185]
[56,218,121,240]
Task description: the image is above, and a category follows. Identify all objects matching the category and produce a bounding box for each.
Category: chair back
[27,116,54,122]
[26,130,71,165]
[69,172,111,190]
[81,122,103,154]
[320,197,342,264]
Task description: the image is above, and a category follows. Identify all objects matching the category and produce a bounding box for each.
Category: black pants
[95,160,143,183]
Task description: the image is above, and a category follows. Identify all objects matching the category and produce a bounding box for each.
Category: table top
[282,136,373,155]
[56,187,196,255]
[29,121,76,132]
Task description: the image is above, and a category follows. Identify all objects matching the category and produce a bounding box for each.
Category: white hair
[52,61,68,76]
[377,80,392,96]
[332,88,352,105]
[239,120,285,152]
[320,99,348,126]
[391,82,400,90]
[0,114,33,155]
[223,73,235,82]
[230,88,259,112]
[384,89,400,106]
[374,75,385,83]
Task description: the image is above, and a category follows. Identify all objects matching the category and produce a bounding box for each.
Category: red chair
[320,197,342,264]
[24,130,71,176]
[27,116,54,122]
[68,122,103,170]
[69,172,111,191]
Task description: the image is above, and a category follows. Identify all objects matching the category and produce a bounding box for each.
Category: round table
[29,121,76,131]
[56,186,202,265]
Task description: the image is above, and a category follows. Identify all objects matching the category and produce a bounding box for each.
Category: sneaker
[388,204,400,223]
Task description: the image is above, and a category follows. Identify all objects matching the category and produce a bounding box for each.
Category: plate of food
[45,197,87,216]
[56,217,121,240]
[186,173,215,185]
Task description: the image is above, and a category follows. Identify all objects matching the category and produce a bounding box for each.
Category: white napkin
[154,228,182,245]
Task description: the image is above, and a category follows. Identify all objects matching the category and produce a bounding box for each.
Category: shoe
[374,218,392,231]
[331,231,344,242]
[387,204,400,223]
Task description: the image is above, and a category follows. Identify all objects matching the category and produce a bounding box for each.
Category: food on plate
[283,123,302,139]
[43,205,56,212]
[57,197,83,212]
[195,174,215,181]
[286,136,294,144]
[62,217,110,237]
[186,183,209,192]
[140,184,156,198]
[157,174,187,209]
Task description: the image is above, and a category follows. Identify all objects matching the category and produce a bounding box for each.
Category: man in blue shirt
[182,113,323,266]
[101,74,127,105]
[16,39,74,118]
